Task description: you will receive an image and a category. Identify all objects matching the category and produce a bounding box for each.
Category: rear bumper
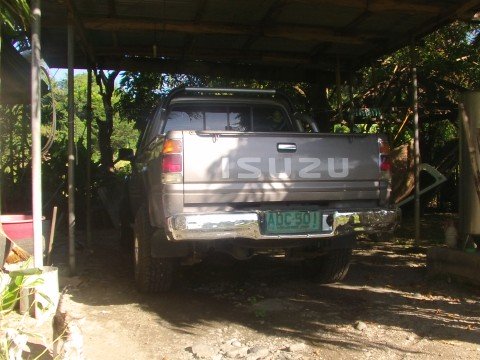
[166,207,401,241]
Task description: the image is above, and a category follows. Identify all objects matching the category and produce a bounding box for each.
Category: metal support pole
[411,43,421,243]
[67,23,76,275]
[0,23,2,210]
[86,69,92,249]
[31,0,43,268]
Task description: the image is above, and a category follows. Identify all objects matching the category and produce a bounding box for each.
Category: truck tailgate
[182,131,381,205]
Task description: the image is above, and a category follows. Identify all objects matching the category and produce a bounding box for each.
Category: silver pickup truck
[120,87,400,293]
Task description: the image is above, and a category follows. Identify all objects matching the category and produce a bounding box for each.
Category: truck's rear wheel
[369,232,394,242]
[303,247,352,283]
[134,206,176,293]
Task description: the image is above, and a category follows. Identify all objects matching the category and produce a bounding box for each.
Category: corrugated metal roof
[41,0,480,82]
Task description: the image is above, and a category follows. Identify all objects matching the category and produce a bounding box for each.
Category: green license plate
[265,210,321,235]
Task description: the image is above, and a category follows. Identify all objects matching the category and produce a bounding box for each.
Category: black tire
[133,206,176,293]
[119,195,134,252]
[120,222,134,252]
[302,248,352,283]
[370,232,394,242]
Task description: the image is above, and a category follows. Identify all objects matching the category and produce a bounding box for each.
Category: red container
[0,214,44,241]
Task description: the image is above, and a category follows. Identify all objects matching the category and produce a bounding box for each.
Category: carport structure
[4,0,480,273]
[42,1,480,80]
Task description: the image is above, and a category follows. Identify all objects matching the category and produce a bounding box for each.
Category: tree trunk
[96,71,118,174]
[307,82,331,132]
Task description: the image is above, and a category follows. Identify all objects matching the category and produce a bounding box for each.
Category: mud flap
[150,229,191,258]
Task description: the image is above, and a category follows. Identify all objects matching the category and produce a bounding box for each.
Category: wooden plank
[91,46,315,65]
[44,55,336,83]
[45,17,371,45]
[287,0,442,14]
[427,247,480,285]
[64,0,97,65]
[350,0,480,79]
[242,0,285,50]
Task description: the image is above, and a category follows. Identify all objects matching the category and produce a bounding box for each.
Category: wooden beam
[452,0,480,17]
[183,0,209,57]
[64,0,96,66]
[44,55,336,83]
[67,22,76,275]
[351,0,480,72]
[43,44,344,68]
[242,0,285,50]
[108,0,118,47]
[94,46,314,65]
[45,16,373,45]
[193,0,208,21]
[265,25,366,44]
[286,0,442,14]
[108,0,117,16]
[31,0,43,269]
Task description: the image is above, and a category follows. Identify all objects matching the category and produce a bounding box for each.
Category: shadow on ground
[52,223,480,355]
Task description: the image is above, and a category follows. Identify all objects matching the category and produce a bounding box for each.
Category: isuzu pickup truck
[120,87,400,293]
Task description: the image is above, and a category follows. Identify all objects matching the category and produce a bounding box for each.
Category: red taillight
[162,154,182,173]
[161,138,183,184]
[163,139,183,154]
[380,155,391,171]
[378,138,392,177]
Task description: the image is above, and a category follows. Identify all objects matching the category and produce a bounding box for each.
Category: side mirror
[117,148,135,162]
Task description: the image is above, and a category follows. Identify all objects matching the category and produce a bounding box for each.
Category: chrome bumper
[166,208,401,241]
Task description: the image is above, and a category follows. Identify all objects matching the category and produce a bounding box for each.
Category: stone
[247,346,270,359]
[190,343,217,359]
[277,353,293,360]
[220,343,235,353]
[287,343,307,352]
[226,346,249,358]
[355,321,368,331]
[252,298,302,313]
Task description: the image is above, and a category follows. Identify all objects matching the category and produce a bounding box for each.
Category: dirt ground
[4,214,480,359]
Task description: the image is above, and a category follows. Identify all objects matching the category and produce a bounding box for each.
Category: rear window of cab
[163,104,293,133]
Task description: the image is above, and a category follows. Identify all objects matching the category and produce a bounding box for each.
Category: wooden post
[86,69,93,249]
[31,0,43,268]
[410,42,421,244]
[459,99,480,247]
[67,22,76,275]
[0,25,3,214]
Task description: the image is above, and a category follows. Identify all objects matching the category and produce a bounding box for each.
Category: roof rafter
[286,0,442,14]
[183,0,209,57]
[108,0,118,48]
[97,46,315,65]
[352,0,480,70]
[44,16,382,45]
[45,55,336,83]
[64,0,97,66]
[242,0,285,50]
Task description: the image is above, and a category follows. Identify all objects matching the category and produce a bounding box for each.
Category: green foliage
[53,73,139,162]
[0,72,139,216]
[0,263,44,314]
[0,0,30,31]
[117,72,205,130]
